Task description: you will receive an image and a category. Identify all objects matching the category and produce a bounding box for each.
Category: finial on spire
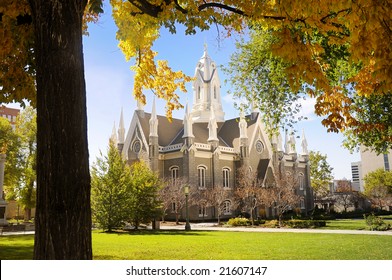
[208,105,218,142]
[118,108,125,144]
[277,131,283,152]
[183,103,194,138]
[149,97,158,137]
[110,121,118,145]
[239,106,248,139]
[301,129,308,155]
[289,130,297,154]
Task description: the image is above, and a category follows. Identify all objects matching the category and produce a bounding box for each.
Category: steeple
[110,122,118,144]
[183,103,194,139]
[277,132,283,152]
[239,108,248,139]
[208,105,218,142]
[149,98,158,137]
[288,130,297,154]
[118,108,125,144]
[301,129,308,155]
[285,130,290,153]
[137,98,144,111]
[191,45,225,123]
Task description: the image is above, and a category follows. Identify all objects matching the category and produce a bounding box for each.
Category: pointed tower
[117,108,125,153]
[288,130,297,154]
[208,105,219,144]
[277,132,283,152]
[182,103,196,187]
[191,45,225,123]
[149,98,158,137]
[149,98,159,171]
[239,109,249,167]
[110,122,118,145]
[183,103,194,145]
[301,129,308,156]
[285,130,290,154]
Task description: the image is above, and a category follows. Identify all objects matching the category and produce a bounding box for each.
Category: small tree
[335,181,356,212]
[264,172,301,227]
[364,168,392,211]
[235,167,265,225]
[128,161,162,229]
[13,107,37,221]
[309,151,334,199]
[201,185,233,225]
[91,141,132,232]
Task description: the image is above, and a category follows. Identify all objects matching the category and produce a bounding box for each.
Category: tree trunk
[24,208,31,222]
[28,0,92,259]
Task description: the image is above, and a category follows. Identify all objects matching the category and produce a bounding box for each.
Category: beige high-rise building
[355,147,392,192]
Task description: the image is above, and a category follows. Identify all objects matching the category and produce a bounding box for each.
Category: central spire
[191,45,225,123]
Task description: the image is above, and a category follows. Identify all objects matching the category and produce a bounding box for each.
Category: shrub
[262,220,279,228]
[253,219,266,226]
[285,220,327,229]
[227,217,251,227]
[364,213,391,231]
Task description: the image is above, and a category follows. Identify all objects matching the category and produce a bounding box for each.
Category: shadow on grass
[94,229,211,236]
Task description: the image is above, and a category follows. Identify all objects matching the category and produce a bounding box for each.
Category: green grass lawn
[323,219,368,230]
[1,230,392,260]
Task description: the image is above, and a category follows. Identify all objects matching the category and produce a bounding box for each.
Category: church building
[112,47,314,221]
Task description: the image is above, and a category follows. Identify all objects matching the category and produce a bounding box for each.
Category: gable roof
[135,110,183,147]
[135,111,261,149]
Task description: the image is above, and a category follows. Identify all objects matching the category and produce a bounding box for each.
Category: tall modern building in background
[351,148,392,192]
[351,161,362,192]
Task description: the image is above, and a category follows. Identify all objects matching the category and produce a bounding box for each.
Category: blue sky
[6,4,360,180]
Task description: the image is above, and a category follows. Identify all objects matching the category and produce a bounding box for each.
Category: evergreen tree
[128,161,162,229]
[91,141,131,232]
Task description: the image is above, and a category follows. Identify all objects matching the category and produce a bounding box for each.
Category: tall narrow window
[169,166,179,186]
[214,86,217,99]
[223,200,231,215]
[197,86,201,100]
[383,154,390,171]
[198,166,206,189]
[223,168,230,188]
[300,198,305,209]
[299,173,304,190]
[198,204,207,217]
[171,201,176,213]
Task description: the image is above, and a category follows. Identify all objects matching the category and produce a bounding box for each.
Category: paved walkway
[159,222,392,236]
[1,223,392,236]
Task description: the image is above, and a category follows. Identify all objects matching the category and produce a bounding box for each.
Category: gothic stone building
[113,47,314,221]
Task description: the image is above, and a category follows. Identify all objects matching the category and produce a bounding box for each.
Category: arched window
[300,198,305,209]
[171,201,176,213]
[223,168,230,188]
[223,200,231,215]
[198,203,207,217]
[198,165,207,189]
[299,173,304,190]
[169,166,179,186]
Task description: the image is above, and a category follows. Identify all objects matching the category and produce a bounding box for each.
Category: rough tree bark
[28,0,92,259]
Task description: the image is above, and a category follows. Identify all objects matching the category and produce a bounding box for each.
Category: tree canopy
[309,151,334,198]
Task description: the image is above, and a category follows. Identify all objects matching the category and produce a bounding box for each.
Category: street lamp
[184,185,191,231]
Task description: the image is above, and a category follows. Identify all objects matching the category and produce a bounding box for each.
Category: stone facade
[114,47,314,221]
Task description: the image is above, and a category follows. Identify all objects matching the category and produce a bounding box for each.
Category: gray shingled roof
[136,111,261,149]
